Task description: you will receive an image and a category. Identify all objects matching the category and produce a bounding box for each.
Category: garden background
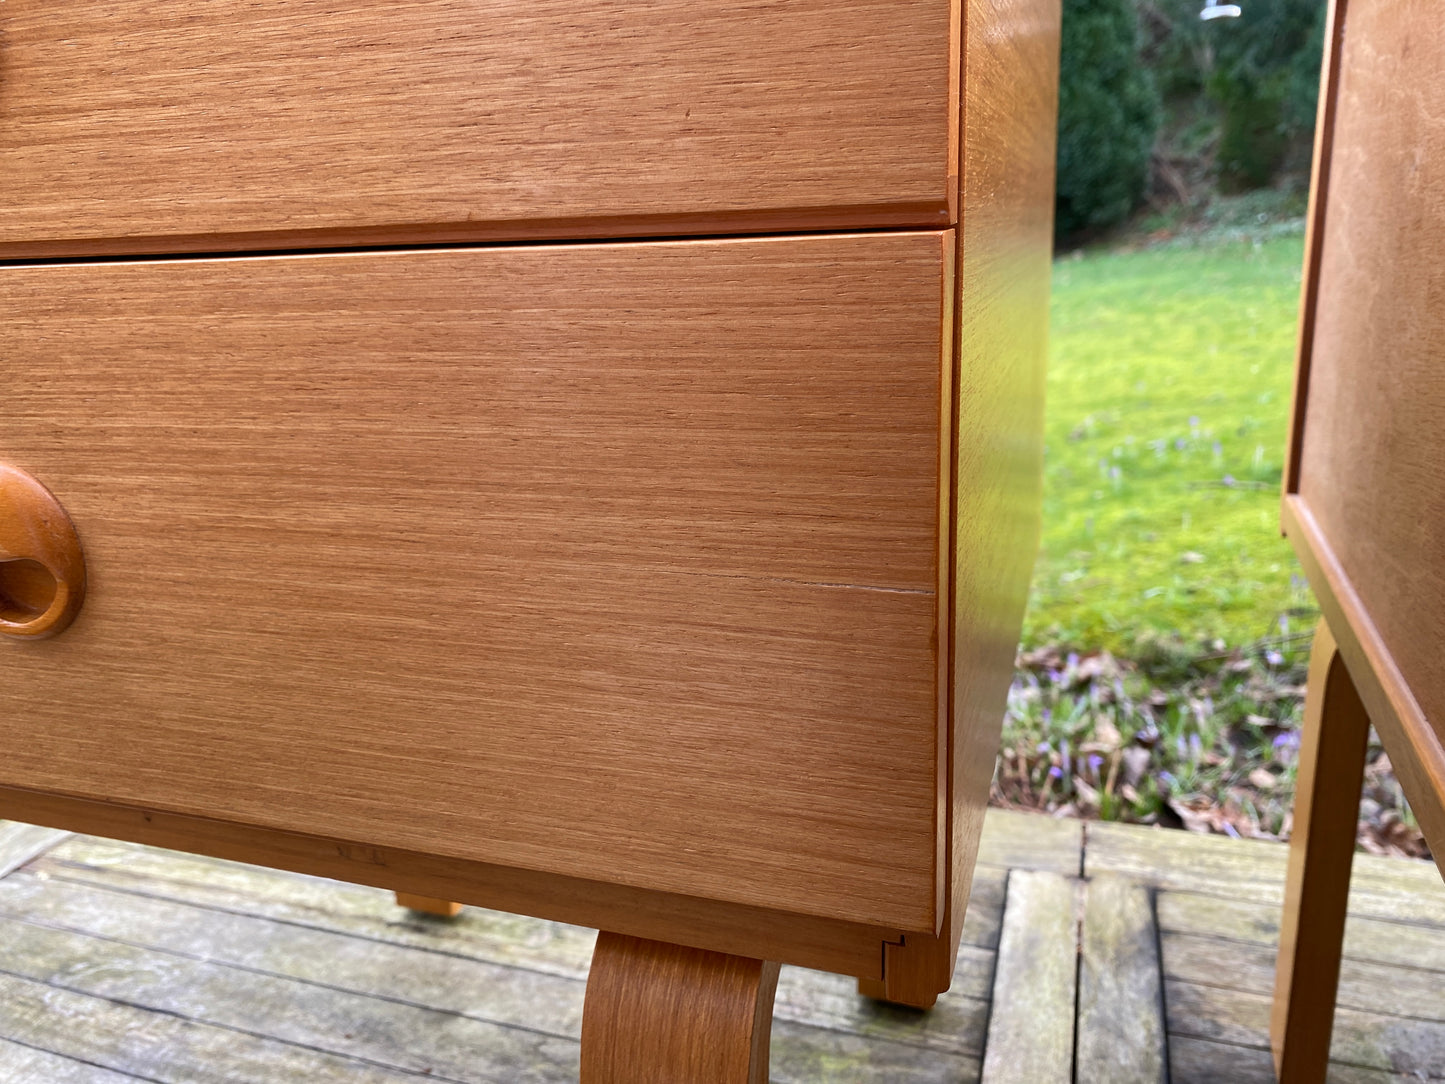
[1005,0,1426,857]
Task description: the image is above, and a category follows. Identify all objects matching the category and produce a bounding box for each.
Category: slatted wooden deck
[0,810,1440,1082]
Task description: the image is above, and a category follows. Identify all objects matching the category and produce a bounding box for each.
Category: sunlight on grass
[1025,234,1315,653]
[1001,233,1425,852]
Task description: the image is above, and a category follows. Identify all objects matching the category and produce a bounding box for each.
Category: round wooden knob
[0,463,87,640]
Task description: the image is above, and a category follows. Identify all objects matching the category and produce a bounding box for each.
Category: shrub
[1140,0,1326,192]
[1056,0,1163,237]
[1209,0,1325,189]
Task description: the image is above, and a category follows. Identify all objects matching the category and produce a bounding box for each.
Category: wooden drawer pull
[0,464,86,639]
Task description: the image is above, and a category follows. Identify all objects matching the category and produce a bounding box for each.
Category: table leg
[582,931,780,1084]
[855,933,941,1010]
[1271,618,1371,1083]
[395,892,462,917]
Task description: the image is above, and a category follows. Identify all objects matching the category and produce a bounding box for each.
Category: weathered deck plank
[25,845,994,1061]
[1,810,1443,1082]
[1158,888,1445,973]
[1168,1034,1422,1084]
[1076,874,1165,1083]
[10,845,991,1082]
[769,1025,980,1084]
[38,836,600,978]
[1088,820,1445,922]
[980,870,1079,1084]
[41,834,1013,970]
[0,868,587,1037]
[1166,980,1445,1079]
[0,822,69,879]
[0,1037,147,1084]
[1164,928,1445,1022]
[976,810,1083,875]
[0,912,582,1083]
[0,970,446,1083]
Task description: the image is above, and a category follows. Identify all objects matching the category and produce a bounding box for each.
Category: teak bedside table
[0,3,1060,1078]
[1271,3,1445,1082]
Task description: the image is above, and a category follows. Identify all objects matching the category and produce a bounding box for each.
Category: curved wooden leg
[395,892,462,917]
[582,931,780,1084]
[1271,619,1370,1083]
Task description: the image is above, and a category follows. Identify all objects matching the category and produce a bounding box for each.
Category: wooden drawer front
[0,233,950,931]
[0,2,954,257]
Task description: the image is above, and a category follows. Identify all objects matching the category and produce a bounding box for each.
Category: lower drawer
[0,232,950,931]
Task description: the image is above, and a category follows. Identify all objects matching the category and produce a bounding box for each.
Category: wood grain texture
[1289,0,1445,856]
[1168,1037,1280,1084]
[975,809,1083,875]
[1158,890,1445,974]
[1164,932,1445,1079]
[0,968,444,1084]
[0,462,88,639]
[1172,930,1445,1033]
[0,912,584,1082]
[18,832,997,1080]
[0,1037,147,1084]
[1282,500,1445,859]
[1282,0,1346,496]
[0,233,950,934]
[1077,875,1166,1084]
[0,0,954,256]
[3,811,1442,1083]
[876,0,1061,1002]
[1271,620,1372,1084]
[0,822,68,879]
[581,933,779,1084]
[1088,815,1445,923]
[394,892,461,918]
[979,870,1078,1084]
[1170,981,1445,1082]
[0,786,901,981]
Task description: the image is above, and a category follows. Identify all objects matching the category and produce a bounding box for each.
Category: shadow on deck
[0,810,1440,1082]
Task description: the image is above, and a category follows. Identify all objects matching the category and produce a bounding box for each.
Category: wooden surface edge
[1270,619,1371,1084]
[981,869,1080,1084]
[935,229,959,937]
[581,933,780,1084]
[1282,0,1348,500]
[1076,874,1166,1084]
[949,0,964,225]
[0,202,952,264]
[0,824,71,880]
[875,0,1062,1006]
[0,786,900,981]
[1283,495,1445,855]
[394,892,463,918]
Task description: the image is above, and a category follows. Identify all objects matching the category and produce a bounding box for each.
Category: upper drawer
[0,1,956,257]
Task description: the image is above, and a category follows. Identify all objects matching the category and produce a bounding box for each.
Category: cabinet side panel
[876,0,1060,998]
[1293,0,1445,848]
[948,0,1061,969]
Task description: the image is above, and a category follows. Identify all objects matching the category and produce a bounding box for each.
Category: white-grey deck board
[0,811,1440,1081]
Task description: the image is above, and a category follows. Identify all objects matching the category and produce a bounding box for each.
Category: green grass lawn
[1001,232,1424,851]
[1024,233,1315,655]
